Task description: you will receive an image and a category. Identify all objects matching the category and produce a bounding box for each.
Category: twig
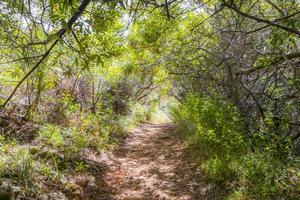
[1,0,92,110]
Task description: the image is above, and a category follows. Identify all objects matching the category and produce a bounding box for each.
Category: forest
[0,0,299,199]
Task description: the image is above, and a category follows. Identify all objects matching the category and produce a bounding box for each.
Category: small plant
[39,164,53,179]
[73,161,89,172]
[0,147,35,180]
[39,124,64,147]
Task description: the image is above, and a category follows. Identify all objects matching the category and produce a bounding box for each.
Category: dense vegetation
[0,0,299,199]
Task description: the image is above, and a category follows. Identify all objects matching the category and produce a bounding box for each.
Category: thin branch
[1,0,92,110]
[222,1,300,36]
[237,52,300,75]
[266,0,285,16]
[0,54,44,65]
[190,6,225,32]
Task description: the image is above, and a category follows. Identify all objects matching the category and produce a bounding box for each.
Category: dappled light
[0,0,299,199]
[78,123,213,200]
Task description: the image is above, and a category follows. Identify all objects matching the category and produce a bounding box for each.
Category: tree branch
[0,0,92,110]
[237,52,300,75]
[222,1,300,36]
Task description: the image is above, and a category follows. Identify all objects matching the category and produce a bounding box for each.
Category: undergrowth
[171,94,300,200]
[0,101,147,199]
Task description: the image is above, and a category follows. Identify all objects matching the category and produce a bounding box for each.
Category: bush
[171,94,245,179]
[171,93,300,199]
[38,113,112,154]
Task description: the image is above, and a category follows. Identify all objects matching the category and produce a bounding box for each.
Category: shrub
[171,93,300,199]
[171,94,245,171]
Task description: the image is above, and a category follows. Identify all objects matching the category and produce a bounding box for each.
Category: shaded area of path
[73,123,224,200]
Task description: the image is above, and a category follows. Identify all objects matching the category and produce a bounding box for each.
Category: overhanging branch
[0,0,92,110]
[222,1,300,36]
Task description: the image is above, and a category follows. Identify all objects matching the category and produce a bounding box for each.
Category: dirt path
[73,123,219,200]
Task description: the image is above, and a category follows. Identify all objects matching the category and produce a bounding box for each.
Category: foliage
[171,94,300,199]
[0,0,299,199]
[172,94,244,157]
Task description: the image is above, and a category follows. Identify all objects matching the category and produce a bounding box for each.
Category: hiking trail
[72,123,220,200]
